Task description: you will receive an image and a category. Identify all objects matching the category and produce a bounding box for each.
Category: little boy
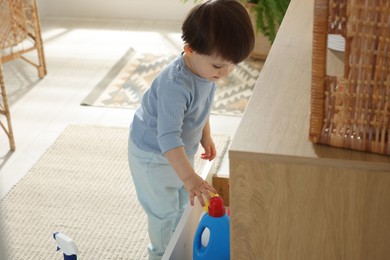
[128,0,255,259]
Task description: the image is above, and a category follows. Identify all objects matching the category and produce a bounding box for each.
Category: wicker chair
[0,0,46,151]
[310,0,390,155]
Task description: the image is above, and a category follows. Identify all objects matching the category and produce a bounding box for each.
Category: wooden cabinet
[229,0,390,259]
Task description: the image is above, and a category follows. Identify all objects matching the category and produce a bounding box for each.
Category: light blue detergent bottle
[193,196,230,260]
[53,232,78,260]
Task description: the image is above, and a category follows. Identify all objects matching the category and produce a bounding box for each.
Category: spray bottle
[193,196,230,260]
[53,232,78,260]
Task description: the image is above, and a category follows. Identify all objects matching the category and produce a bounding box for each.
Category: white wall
[37,0,195,21]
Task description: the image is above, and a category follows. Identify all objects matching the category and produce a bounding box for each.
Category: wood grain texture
[230,158,390,260]
[229,0,390,258]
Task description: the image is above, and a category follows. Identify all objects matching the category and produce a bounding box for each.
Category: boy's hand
[164,145,217,207]
[183,174,218,207]
[200,135,216,161]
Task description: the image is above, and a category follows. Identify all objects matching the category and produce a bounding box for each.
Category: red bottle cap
[208,196,226,217]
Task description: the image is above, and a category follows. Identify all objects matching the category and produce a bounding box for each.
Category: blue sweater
[130,54,216,156]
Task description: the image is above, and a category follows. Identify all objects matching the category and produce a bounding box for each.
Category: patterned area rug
[81,48,263,116]
[0,125,230,259]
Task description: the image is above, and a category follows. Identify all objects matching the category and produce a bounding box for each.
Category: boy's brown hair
[181,0,255,64]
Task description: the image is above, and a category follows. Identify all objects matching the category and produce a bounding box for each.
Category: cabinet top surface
[230,0,390,168]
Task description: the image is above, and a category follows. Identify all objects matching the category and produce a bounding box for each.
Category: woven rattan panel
[311,0,390,155]
[0,0,34,49]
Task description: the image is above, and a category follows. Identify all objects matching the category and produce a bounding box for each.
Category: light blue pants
[128,137,192,260]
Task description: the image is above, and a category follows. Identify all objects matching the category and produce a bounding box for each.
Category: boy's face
[186,52,236,82]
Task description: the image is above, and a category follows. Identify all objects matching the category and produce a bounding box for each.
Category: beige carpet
[0,125,230,259]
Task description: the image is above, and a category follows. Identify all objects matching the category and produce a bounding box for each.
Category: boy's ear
[184,45,194,56]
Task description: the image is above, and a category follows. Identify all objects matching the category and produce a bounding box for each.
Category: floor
[0,17,241,199]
